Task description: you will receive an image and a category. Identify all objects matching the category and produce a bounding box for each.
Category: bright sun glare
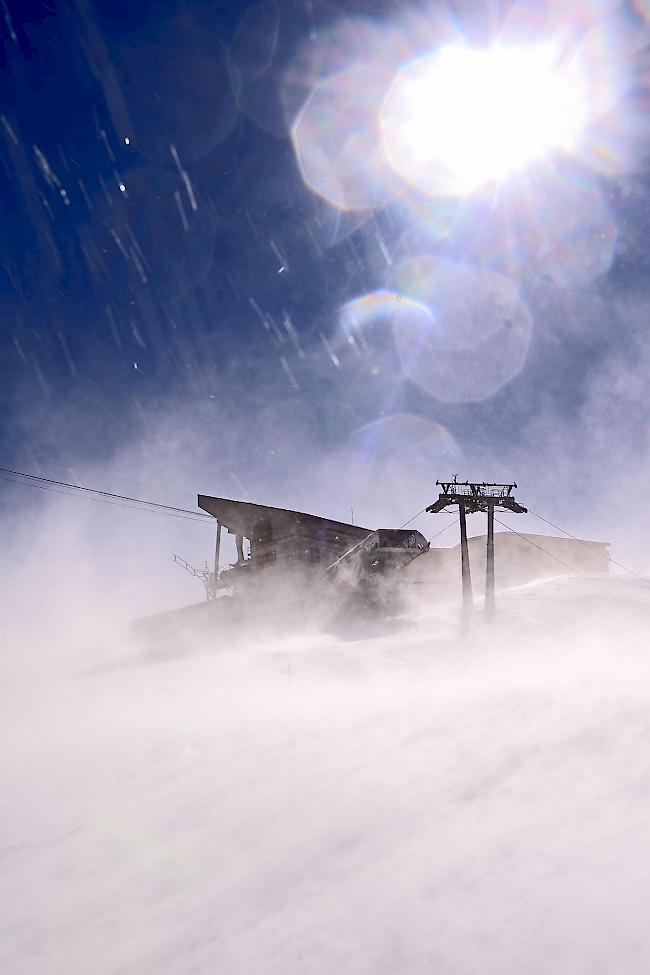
[381,43,586,197]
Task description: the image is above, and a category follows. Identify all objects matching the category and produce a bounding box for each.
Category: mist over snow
[3,554,650,973]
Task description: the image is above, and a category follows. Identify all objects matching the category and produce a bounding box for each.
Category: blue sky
[1,0,649,506]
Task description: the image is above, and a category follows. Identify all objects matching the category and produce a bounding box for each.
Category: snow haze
[2,499,650,974]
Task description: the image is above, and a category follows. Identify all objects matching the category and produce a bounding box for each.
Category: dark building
[197,495,429,590]
[132,497,430,645]
[133,495,610,646]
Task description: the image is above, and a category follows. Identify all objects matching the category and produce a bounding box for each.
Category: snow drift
[2,564,650,974]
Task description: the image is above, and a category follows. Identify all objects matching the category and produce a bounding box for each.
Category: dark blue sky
[1,0,649,489]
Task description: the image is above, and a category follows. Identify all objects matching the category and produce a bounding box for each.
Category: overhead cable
[0,466,213,524]
[427,518,457,543]
[494,516,613,596]
[525,506,647,581]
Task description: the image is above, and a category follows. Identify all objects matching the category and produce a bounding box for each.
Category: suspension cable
[427,518,457,544]
[494,516,614,595]
[525,506,647,581]
[323,505,431,575]
[398,505,429,530]
[0,466,213,524]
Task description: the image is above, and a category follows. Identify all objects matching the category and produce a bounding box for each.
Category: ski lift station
[134,481,610,643]
[196,483,609,600]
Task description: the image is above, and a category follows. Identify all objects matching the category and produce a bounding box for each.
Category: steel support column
[213,520,222,594]
[235,533,244,564]
[427,479,526,631]
[459,501,473,619]
[485,502,495,619]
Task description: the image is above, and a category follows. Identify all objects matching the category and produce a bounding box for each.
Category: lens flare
[350,413,460,463]
[381,43,587,197]
[336,270,531,404]
[291,65,401,211]
[518,172,617,287]
[114,21,236,164]
[467,169,617,286]
[391,257,533,402]
[338,290,434,347]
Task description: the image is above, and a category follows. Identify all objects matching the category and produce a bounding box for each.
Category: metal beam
[236,533,244,564]
[485,502,495,619]
[459,501,473,620]
[427,478,526,628]
[214,520,222,590]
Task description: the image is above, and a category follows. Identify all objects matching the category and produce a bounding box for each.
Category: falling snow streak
[265,313,285,344]
[12,336,27,364]
[282,311,304,358]
[270,238,289,273]
[110,228,130,260]
[129,248,148,284]
[319,331,340,368]
[39,192,54,220]
[56,331,78,378]
[57,144,70,173]
[125,225,150,274]
[1,114,18,145]
[170,144,198,213]
[174,190,190,232]
[280,355,300,390]
[105,305,122,350]
[249,296,271,331]
[99,128,115,162]
[77,178,93,212]
[32,145,63,193]
[98,174,113,208]
[1,0,17,45]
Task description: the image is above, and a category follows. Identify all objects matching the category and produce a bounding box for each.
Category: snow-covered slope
[2,575,650,974]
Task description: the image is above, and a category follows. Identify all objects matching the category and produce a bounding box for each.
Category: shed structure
[197,495,429,590]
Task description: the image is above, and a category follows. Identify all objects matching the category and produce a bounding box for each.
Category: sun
[380,42,587,197]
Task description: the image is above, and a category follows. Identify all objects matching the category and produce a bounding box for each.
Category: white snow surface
[3,574,650,974]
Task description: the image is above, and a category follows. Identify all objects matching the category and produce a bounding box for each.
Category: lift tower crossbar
[427,478,527,621]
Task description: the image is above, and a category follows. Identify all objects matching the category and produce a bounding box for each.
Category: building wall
[404,533,609,594]
[467,533,609,589]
